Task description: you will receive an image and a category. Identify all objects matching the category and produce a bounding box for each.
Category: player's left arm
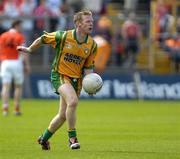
[83,41,97,75]
[23,52,30,74]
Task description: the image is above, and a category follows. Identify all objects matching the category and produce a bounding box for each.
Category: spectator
[94,35,111,73]
[60,0,71,15]
[176,17,180,34]
[2,0,20,29]
[66,0,84,13]
[57,0,71,30]
[96,15,112,42]
[124,0,138,16]
[155,0,175,45]
[46,0,62,31]
[164,35,180,73]
[121,12,141,67]
[34,0,52,35]
[46,0,62,16]
[0,0,4,15]
[19,0,36,45]
[114,27,124,66]
[94,15,113,68]
[83,0,103,14]
[14,0,23,7]
[57,0,73,30]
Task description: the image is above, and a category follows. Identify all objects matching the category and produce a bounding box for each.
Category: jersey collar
[73,29,88,44]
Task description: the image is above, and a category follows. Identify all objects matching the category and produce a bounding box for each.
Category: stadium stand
[0,0,179,75]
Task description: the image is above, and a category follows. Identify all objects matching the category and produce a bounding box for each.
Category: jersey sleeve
[41,31,57,48]
[83,40,97,69]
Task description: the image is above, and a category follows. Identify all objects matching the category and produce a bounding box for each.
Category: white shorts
[0,59,24,85]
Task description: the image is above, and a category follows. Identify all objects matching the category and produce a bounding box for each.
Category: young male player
[17,10,97,150]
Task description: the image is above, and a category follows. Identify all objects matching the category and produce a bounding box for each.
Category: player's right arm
[17,37,42,53]
[17,31,57,53]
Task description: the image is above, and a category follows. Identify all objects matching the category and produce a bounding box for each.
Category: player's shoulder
[54,30,68,39]
[55,29,73,36]
[0,30,15,40]
[43,31,57,36]
[55,30,66,34]
[0,30,9,38]
[66,29,74,37]
[55,30,72,35]
[57,29,75,40]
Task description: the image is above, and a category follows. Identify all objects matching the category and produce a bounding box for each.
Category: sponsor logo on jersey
[64,53,83,65]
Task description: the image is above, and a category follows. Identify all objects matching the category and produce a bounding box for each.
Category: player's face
[80,15,93,34]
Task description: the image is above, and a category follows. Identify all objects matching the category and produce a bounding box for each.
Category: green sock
[68,129,77,138]
[42,129,53,141]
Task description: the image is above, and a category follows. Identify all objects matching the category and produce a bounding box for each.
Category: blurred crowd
[0,0,148,70]
[0,0,179,73]
[0,0,108,28]
[154,0,180,73]
[0,0,107,43]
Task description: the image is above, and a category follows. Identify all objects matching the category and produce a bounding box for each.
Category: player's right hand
[88,93,95,96]
[17,46,31,53]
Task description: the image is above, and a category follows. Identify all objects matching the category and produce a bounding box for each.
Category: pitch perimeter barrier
[29,74,180,100]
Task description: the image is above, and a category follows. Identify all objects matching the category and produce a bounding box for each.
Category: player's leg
[40,97,67,141]
[58,83,80,149]
[13,84,23,115]
[38,72,80,150]
[38,96,67,150]
[13,61,24,115]
[48,96,67,132]
[0,61,12,116]
[58,83,78,129]
[1,83,11,116]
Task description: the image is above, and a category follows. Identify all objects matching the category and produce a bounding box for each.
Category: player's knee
[68,97,78,107]
[1,87,8,96]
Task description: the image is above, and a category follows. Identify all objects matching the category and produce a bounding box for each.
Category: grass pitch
[0,100,179,159]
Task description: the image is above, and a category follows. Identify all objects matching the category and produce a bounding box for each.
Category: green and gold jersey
[41,29,97,78]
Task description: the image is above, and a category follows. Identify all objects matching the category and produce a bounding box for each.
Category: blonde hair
[73,9,92,27]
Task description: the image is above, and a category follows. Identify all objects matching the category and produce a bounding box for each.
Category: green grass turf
[0,100,179,159]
